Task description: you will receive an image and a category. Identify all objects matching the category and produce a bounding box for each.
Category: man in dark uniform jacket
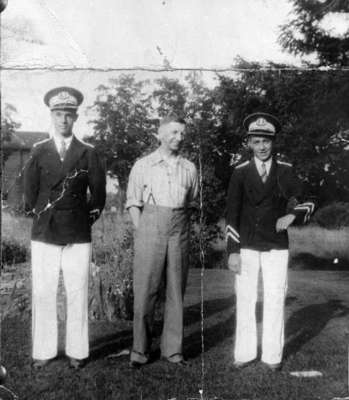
[226,112,315,371]
[24,87,106,369]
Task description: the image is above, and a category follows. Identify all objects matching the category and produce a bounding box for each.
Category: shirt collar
[53,134,74,149]
[254,156,273,173]
[150,148,181,166]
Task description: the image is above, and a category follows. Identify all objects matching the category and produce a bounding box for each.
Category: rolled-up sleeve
[126,161,144,209]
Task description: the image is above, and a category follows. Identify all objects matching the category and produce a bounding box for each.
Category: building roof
[3,131,49,150]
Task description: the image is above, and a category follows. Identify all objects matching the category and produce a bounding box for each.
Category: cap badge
[49,91,77,107]
[256,117,268,127]
[58,91,73,101]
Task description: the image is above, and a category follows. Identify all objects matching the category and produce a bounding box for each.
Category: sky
[2,0,301,69]
[1,0,316,136]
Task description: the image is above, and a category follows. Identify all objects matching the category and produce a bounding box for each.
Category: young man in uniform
[226,112,315,371]
[126,114,198,368]
[24,87,106,369]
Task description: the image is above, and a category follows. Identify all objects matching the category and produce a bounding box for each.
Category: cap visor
[50,105,78,111]
[247,130,275,136]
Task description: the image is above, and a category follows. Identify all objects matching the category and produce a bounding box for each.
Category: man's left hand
[276,214,296,232]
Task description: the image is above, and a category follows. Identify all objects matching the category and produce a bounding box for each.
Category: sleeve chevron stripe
[226,225,240,238]
[294,202,315,223]
[295,202,315,212]
[226,231,240,243]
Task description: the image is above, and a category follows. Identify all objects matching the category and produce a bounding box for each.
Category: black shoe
[261,362,282,372]
[32,359,51,370]
[231,359,257,370]
[163,356,188,366]
[69,357,87,370]
[172,359,188,367]
[129,360,144,369]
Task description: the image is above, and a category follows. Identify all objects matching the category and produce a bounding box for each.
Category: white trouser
[31,240,91,360]
[234,248,288,365]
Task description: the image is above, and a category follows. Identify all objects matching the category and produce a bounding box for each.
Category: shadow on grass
[284,299,349,359]
[90,295,237,361]
[184,313,235,359]
[89,328,133,361]
[182,296,299,358]
[90,294,300,361]
[184,295,235,321]
[183,295,236,359]
[181,295,300,359]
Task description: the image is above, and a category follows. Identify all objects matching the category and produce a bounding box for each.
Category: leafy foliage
[88,73,230,243]
[312,201,349,229]
[214,65,349,202]
[88,75,156,192]
[1,238,28,265]
[1,103,21,164]
[90,211,134,320]
[279,0,349,66]
[89,68,349,247]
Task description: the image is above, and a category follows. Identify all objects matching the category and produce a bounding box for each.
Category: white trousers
[31,240,91,360]
[234,248,288,365]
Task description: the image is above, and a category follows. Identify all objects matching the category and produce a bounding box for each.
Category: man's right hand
[228,253,241,274]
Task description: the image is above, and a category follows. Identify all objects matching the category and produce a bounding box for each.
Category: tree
[152,73,229,228]
[279,0,349,66]
[150,73,230,266]
[90,74,230,265]
[152,77,188,117]
[89,75,156,192]
[1,103,21,164]
[214,62,349,202]
[89,67,349,248]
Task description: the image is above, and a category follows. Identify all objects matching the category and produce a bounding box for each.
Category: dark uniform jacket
[226,158,315,254]
[23,135,106,245]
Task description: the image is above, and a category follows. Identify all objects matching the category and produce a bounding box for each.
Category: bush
[1,211,31,254]
[312,202,349,229]
[1,238,28,265]
[89,211,134,321]
[189,218,225,269]
[103,190,125,212]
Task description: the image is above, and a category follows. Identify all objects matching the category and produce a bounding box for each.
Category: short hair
[159,113,186,127]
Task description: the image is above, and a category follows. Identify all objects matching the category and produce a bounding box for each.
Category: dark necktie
[260,162,267,183]
[59,139,67,160]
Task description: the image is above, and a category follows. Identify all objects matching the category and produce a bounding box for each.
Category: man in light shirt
[126,114,198,368]
[24,87,106,370]
[226,112,315,371]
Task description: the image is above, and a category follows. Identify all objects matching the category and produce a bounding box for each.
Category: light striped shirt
[126,149,199,209]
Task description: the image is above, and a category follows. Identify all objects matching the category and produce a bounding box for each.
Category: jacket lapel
[262,159,277,193]
[42,139,63,185]
[48,136,86,189]
[62,135,86,175]
[245,159,266,203]
[245,158,279,204]
[44,138,62,165]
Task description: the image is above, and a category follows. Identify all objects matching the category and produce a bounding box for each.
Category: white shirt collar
[254,156,272,175]
[152,148,180,166]
[53,134,73,151]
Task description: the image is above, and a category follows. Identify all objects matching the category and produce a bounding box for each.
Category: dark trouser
[131,205,189,363]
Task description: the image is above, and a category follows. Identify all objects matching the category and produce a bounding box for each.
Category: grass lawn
[2,267,349,400]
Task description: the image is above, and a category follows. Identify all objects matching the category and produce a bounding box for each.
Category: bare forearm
[128,206,142,229]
